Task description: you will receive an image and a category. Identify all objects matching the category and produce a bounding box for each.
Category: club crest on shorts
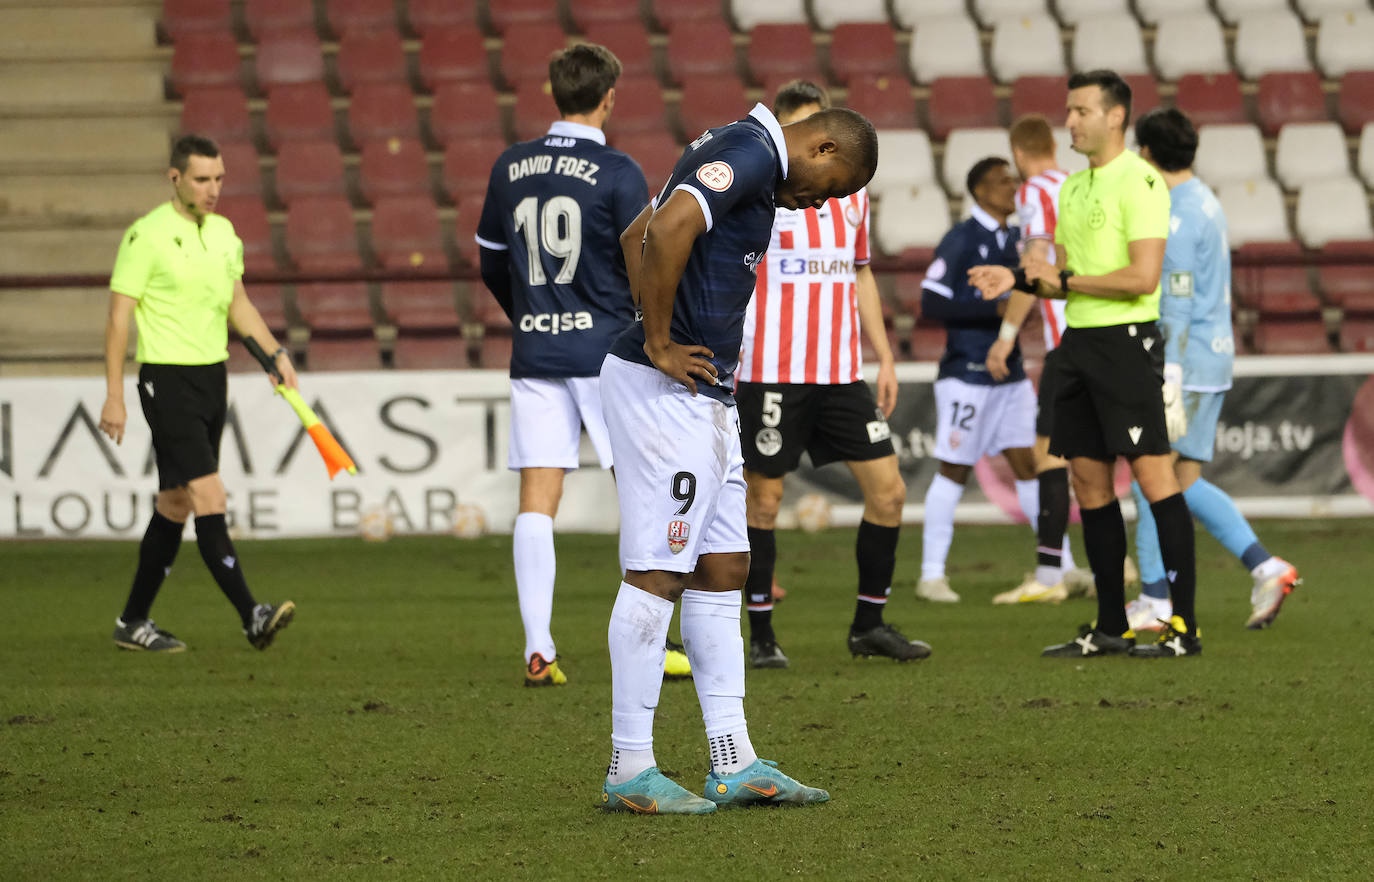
[949,430,963,450]
[755,427,783,457]
[668,520,691,554]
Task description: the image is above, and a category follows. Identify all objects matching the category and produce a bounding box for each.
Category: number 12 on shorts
[950,401,976,430]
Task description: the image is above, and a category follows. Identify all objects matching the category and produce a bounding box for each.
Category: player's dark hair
[1009,114,1055,158]
[549,42,622,116]
[966,156,1009,199]
[1134,107,1198,172]
[1067,69,1132,131]
[773,79,830,118]
[170,134,220,172]
[810,107,879,184]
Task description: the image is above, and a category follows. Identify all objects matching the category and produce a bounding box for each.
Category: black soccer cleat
[749,638,790,669]
[1041,624,1134,658]
[1129,616,1202,658]
[113,617,186,653]
[245,601,295,650]
[847,623,932,661]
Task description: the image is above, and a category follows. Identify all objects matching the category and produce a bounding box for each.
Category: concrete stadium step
[0,60,167,111]
[0,358,108,378]
[0,118,172,175]
[0,287,128,359]
[0,174,168,230]
[0,6,158,60]
[0,227,125,275]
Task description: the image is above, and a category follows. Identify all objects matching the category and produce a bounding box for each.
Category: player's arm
[619,202,653,307]
[924,238,1000,322]
[854,264,897,416]
[637,190,717,394]
[228,280,299,390]
[474,162,515,319]
[478,246,514,320]
[1027,237,1165,300]
[99,292,137,444]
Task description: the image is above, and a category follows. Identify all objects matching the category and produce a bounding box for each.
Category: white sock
[513,512,556,662]
[921,473,965,581]
[607,581,673,784]
[1061,534,1076,572]
[1251,556,1287,581]
[680,589,757,775]
[1014,479,1039,531]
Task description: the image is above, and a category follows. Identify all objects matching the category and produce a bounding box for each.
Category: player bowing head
[774,107,878,210]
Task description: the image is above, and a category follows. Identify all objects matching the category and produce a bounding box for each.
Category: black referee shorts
[1048,323,1170,461]
[137,361,228,490]
[737,381,895,477]
[1035,345,1063,439]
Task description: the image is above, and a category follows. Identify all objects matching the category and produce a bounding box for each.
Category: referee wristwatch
[1058,270,1073,294]
[272,347,290,363]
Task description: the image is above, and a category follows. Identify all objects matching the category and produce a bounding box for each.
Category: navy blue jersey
[610,104,787,404]
[920,206,1025,385]
[476,121,649,378]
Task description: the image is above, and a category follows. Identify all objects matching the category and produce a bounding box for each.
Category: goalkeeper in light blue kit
[1127,108,1299,632]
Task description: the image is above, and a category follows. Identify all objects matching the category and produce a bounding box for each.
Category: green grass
[2,520,1372,879]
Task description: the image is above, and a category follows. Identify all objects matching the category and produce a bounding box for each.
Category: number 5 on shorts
[671,471,696,515]
[761,391,783,428]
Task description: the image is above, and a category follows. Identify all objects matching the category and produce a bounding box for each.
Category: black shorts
[1035,346,1063,439]
[1048,322,1170,461]
[138,361,228,490]
[737,381,895,477]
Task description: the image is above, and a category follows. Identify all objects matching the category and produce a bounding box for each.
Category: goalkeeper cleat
[993,575,1068,605]
[1062,567,1098,598]
[1129,616,1202,658]
[663,638,692,679]
[245,601,294,650]
[602,767,716,814]
[113,617,186,653]
[1041,624,1134,658]
[524,652,567,687]
[915,576,960,603]
[749,638,789,669]
[847,623,931,661]
[704,759,829,808]
[1125,594,1172,633]
[1246,559,1300,630]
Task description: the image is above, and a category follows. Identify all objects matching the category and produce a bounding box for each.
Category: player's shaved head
[776,107,878,209]
[1009,115,1055,158]
[550,43,622,116]
[808,108,879,183]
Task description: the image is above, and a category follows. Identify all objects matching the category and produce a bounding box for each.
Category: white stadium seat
[867,129,936,197]
[909,15,985,82]
[1217,179,1291,246]
[1234,11,1311,79]
[1360,123,1374,189]
[972,0,1046,26]
[729,0,807,30]
[1215,0,1290,25]
[891,0,968,29]
[943,128,1014,195]
[1275,122,1351,190]
[1057,0,1131,25]
[1297,0,1370,22]
[1194,124,1267,188]
[1153,13,1230,80]
[989,14,1064,82]
[1072,14,1148,76]
[1135,0,1211,25]
[873,185,953,254]
[1052,127,1088,174]
[1296,177,1374,247]
[1316,10,1374,79]
[812,0,888,30]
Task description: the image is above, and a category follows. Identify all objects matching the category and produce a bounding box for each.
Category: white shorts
[600,355,750,573]
[508,376,613,471]
[934,377,1036,465]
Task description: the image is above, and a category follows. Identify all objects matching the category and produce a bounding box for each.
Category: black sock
[745,526,776,643]
[195,514,257,627]
[1037,468,1070,569]
[1150,493,1198,634]
[854,520,899,631]
[121,511,185,622]
[1080,500,1128,636]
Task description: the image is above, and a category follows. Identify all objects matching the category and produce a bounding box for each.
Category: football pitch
[2,519,1371,879]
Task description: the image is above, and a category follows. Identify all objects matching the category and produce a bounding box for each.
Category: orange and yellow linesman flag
[243,338,357,479]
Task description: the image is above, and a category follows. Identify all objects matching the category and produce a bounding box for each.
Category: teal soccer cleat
[601,768,717,815]
[704,759,830,808]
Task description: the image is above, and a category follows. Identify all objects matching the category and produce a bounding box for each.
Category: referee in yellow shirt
[970,71,1200,658]
[99,135,296,652]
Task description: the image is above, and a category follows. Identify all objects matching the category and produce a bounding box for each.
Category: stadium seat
[254,29,325,91]
[651,0,723,31]
[429,82,504,144]
[867,129,936,196]
[454,198,484,267]
[909,322,947,361]
[873,185,950,256]
[1010,76,1065,122]
[372,196,448,270]
[1360,122,1374,187]
[730,0,808,31]
[1318,263,1372,308]
[246,285,288,332]
[603,76,670,137]
[891,0,967,29]
[274,140,348,203]
[1057,0,1130,25]
[845,75,918,130]
[217,142,262,197]
[826,23,903,86]
[359,138,431,203]
[392,335,469,369]
[579,21,655,80]
[1215,0,1292,25]
[1340,318,1374,352]
[286,197,362,271]
[244,0,314,39]
[215,195,276,271]
[1124,74,1162,116]
[442,136,507,203]
[1217,179,1291,246]
[813,0,888,30]
[326,0,397,36]
[909,16,984,84]
[170,33,242,94]
[1174,73,1246,126]
[488,0,560,34]
[348,83,421,146]
[336,29,408,93]
[405,0,479,36]
[1275,122,1349,190]
[381,282,460,331]
[305,338,382,370]
[1257,73,1326,137]
[677,74,751,142]
[972,0,1047,25]
[180,86,254,143]
[162,0,231,40]
[614,132,681,193]
[567,0,639,30]
[1135,0,1211,24]
[1153,13,1230,80]
[747,24,821,87]
[930,77,999,140]
[511,80,558,142]
[418,25,489,90]
[477,333,513,369]
[1194,125,1266,188]
[1297,177,1374,247]
[1252,319,1332,354]
[989,15,1064,83]
[1234,265,1317,311]
[1339,72,1374,135]
[665,20,738,84]
[1072,14,1148,76]
[1317,10,1374,78]
[466,274,510,325]
[942,128,1013,196]
[1234,11,1311,79]
[497,23,569,88]
[1299,0,1371,19]
[264,82,337,149]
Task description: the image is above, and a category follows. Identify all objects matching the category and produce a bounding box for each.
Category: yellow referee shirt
[109,202,244,365]
[1054,149,1170,329]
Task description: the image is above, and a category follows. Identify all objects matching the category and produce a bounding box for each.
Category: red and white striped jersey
[1015,169,1070,350]
[738,189,871,385]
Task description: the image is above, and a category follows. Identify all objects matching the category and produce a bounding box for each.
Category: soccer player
[916,157,1040,603]
[737,81,923,667]
[969,69,1203,659]
[98,134,296,652]
[599,102,878,813]
[476,44,681,687]
[1127,108,1299,632]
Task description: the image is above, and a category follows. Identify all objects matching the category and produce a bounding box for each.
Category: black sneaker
[847,623,932,661]
[245,601,295,650]
[749,639,789,669]
[1129,616,1202,658]
[113,617,186,652]
[1041,624,1134,658]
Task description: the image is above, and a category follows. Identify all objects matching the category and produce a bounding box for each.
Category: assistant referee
[99,134,296,652]
[970,70,1200,659]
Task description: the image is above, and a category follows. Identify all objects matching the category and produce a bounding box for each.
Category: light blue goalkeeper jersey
[1160,177,1234,392]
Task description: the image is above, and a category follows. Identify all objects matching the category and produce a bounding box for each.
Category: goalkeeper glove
[1162,362,1186,442]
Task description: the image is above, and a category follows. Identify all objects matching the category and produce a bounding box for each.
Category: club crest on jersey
[696,161,734,192]
[668,520,691,554]
[845,202,861,227]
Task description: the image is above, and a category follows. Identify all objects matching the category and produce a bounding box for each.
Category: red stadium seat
[651,0,719,31]
[603,75,670,137]
[569,0,638,31]
[295,282,373,331]
[245,0,315,39]
[580,22,655,80]
[162,0,232,40]
[488,0,560,34]
[454,198,484,267]
[665,20,738,84]
[418,25,490,90]
[1252,318,1332,354]
[247,284,289,332]
[286,197,362,271]
[1257,72,1326,137]
[371,195,448,269]
[746,24,821,88]
[910,323,945,362]
[359,138,432,203]
[497,23,569,88]
[1174,73,1246,126]
[1338,70,1374,135]
[264,82,337,149]
[274,140,348,204]
[466,277,509,325]
[827,23,904,86]
[406,0,479,36]
[306,338,382,370]
[180,86,254,143]
[430,82,505,145]
[613,131,681,193]
[1340,318,1374,352]
[677,74,750,141]
[845,75,917,130]
[1124,74,1161,116]
[170,33,243,94]
[348,83,420,146]
[214,195,276,271]
[512,79,558,142]
[392,335,470,369]
[254,29,325,91]
[1234,265,1310,308]
[929,77,998,139]
[336,29,408,93]
[217,142,263,197]
[443,136,508,203]
[381,282,460,330]
[477,332,514,369]
[1010,76,1065,122]
[1318,265,1374,309]
[325,0,398,36]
